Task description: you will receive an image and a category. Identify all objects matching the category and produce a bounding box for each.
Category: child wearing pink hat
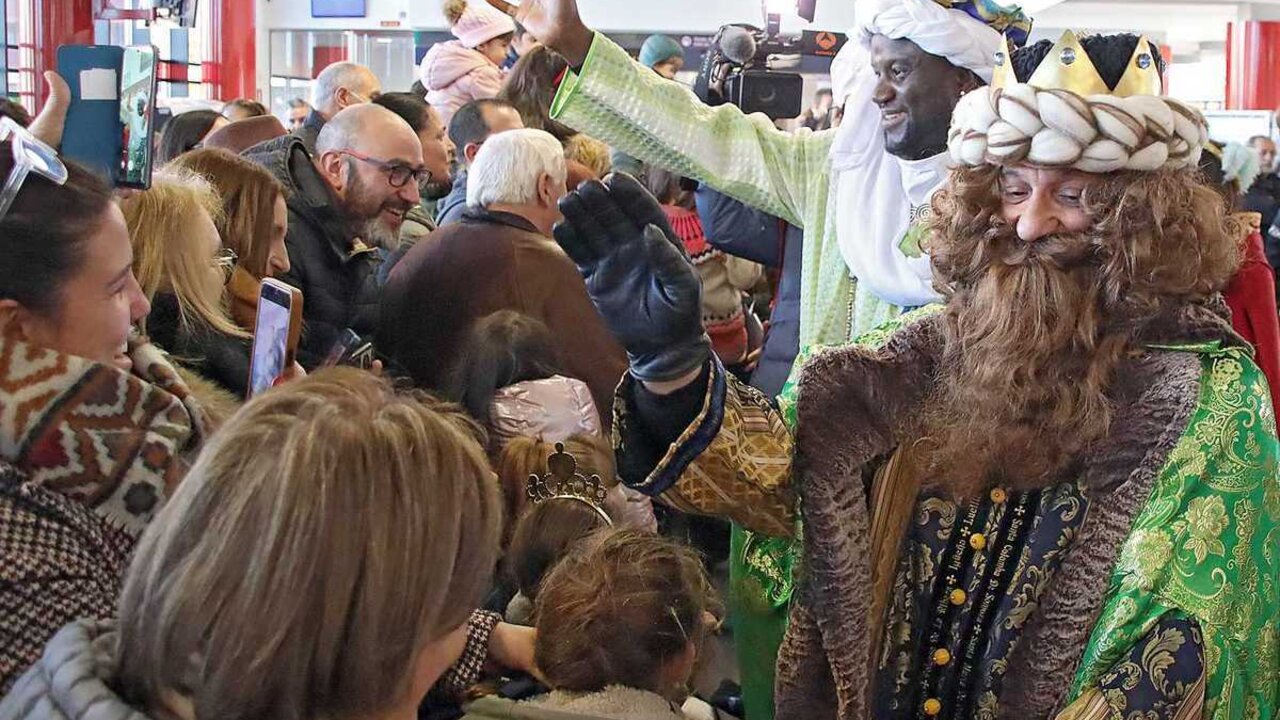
[420,0,516,127]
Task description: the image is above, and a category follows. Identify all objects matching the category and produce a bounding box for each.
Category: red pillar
[1226,21,1280,111]
[208,0,256,101]
[34,0,95,110]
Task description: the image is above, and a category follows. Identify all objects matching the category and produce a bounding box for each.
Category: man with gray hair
[379,128,625,422]
[245,103,426,367]
[294,61,382,153]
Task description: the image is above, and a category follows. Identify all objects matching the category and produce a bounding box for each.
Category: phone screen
[118,47,157,189]
[248,282,293,397]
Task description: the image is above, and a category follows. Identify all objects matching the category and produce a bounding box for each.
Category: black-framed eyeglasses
[339,149,432,192]
[212,247,238,284]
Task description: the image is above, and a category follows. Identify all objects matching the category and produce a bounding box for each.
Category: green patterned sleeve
[1069,346,1280,720]
[550,33,833,229]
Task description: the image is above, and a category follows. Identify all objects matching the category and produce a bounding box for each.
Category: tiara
[527,442,613,524]
[991,30,1161,97]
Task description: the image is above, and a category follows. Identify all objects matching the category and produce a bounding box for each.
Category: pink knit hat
[446,0,516,49]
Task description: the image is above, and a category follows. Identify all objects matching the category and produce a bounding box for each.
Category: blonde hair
[443,0,469,25]
[121,167,245,337]
[114,368,504,719]
[564,134,611,179]
[169,148,286,280]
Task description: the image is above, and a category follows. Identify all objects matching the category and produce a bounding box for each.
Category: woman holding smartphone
[168,147,291,333]
[121,166,254,408]
[0,91,210,692]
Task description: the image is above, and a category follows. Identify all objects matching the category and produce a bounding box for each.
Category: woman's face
[8,203,150,370]
[265,193,291,277]
[998,166,1097,242]
[195,208,227,294]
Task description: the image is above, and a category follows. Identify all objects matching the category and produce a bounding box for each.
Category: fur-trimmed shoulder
[793,311,944,479]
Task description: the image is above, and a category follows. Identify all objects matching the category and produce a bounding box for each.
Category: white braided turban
[948,84,1209,173]
[856,0,1002,83]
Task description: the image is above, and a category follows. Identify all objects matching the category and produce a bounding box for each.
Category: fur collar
[465,686,712,720]
[775,299,1236,720]
[527,687,699,720]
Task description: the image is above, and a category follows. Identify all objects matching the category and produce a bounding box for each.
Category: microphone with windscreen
[719,25,759,66]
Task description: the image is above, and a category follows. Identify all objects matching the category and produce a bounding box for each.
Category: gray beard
[359,217,400,250]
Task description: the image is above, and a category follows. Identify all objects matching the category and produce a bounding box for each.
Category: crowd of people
[0,0,1277,719]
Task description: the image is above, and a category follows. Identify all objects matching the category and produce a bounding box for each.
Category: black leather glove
[554,173,710,383]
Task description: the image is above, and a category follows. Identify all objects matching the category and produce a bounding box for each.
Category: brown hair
[502,434,615,597]
[497,44,576,142]
[169,148,287,279]
[443,311,564,434]
[919,164,1240,495]
[0,146,113,316]
[534,529,719,696]
[114,368,503,720]
[121,167,246,338]
[507,496,610,601]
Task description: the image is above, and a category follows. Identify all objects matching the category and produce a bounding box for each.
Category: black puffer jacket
[242,137,382,368]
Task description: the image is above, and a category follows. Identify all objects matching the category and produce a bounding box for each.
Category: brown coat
[379,208,627,426]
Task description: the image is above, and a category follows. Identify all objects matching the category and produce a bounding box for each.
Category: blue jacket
[436,171,470,227]
[695,185,801,400]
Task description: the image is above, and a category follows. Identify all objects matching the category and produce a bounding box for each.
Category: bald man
[294,61,382,154]
[245,104,427,367]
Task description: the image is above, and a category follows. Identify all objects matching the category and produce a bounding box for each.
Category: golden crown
[527,442,613,524]
[991,30,1162,97]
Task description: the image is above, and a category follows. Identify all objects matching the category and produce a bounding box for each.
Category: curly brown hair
[918,164,1240,496]
[534,529,720,697]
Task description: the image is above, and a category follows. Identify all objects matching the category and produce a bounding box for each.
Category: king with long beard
[552,31,1279,720]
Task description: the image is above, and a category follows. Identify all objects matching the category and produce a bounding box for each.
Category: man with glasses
[245,104,426,368]
[378,128,626,423]
[293,61,382,154]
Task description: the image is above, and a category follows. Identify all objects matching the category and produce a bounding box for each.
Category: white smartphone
[247,278,303,398]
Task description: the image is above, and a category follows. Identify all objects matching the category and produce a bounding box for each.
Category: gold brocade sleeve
[614,358,797,538]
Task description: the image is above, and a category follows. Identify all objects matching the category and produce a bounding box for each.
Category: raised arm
[492,0,832,228]
[554,174,796,536]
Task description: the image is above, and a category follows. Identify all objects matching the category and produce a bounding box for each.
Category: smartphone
[57,44,158,189]
[118,46,158,188]
[247,278,304,398]
[322,329,374,369]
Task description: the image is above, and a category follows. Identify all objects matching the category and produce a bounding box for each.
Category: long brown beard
[916,222,1130,498]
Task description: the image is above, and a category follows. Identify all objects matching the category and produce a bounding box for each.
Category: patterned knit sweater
[663,205,762,364]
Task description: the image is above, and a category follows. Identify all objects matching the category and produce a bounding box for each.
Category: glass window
[5,0,35,111]
[95,0,214,103]
[268,29,418,126]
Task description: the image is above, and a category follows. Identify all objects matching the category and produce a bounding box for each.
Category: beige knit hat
[444,0,516,49]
